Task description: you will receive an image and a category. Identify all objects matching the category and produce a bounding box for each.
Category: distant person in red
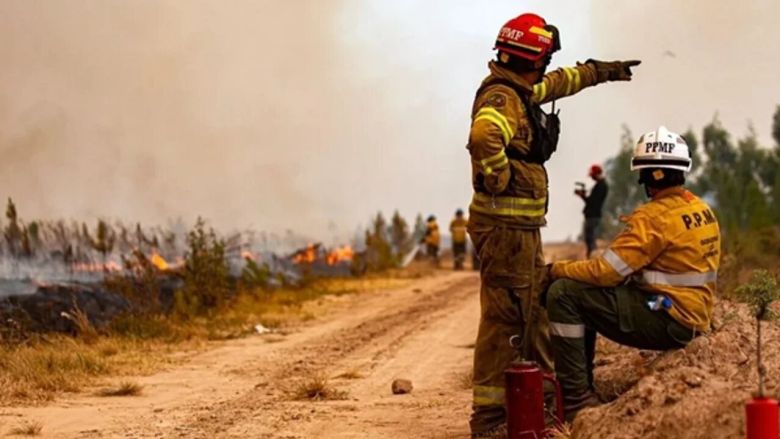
[575,164,609,258]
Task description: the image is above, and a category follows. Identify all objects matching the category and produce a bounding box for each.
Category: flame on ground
[150,250,169,271]
[292,243,319,264]
[241,250,256,261]
[326,245,353,266]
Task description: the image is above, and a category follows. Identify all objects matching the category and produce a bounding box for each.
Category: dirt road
[4,271,480,438]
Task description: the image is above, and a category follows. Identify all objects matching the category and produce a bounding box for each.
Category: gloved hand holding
[587,59,641,82]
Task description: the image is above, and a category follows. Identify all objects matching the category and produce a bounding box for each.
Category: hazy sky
[1,0,778,243]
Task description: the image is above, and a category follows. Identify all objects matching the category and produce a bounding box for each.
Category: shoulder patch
[486,92,507,108]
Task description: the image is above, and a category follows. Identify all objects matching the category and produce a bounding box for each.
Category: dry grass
[0,336,176,405]
[292,374,349,401]
[456,369,473,390]
[0,276,404,406]
[7,420,43,436]
[96,381,144,397]
[60,303,99,343]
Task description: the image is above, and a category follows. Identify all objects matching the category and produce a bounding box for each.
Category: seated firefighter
[545,126,721,421]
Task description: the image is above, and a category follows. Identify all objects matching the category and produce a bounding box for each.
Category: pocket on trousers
[665,319,695,348]
[616,286,638,333]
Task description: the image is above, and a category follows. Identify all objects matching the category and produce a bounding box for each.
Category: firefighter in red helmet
[467,13,640,437]
[575,164,609,258]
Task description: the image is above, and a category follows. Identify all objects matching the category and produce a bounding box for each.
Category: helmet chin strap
[643,184,653,199]
[638,170,653,198]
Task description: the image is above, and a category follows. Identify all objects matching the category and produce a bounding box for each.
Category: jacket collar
[486,61,534,94]
[651,186,688,201]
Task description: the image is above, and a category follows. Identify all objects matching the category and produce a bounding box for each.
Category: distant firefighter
[422,215,440,265]
[450,209,468,270]
[575,164,609,258]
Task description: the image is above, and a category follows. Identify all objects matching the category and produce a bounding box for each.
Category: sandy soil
[1,271,480,438]
[3,248,775,439]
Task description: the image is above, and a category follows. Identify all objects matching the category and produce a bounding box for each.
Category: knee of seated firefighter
[546,279,581,318]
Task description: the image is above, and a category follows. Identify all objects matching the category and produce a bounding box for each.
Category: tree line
[602,106,780,276]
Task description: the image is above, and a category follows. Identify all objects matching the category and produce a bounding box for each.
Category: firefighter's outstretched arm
[550,211,665,287]
[468,87,523,194]
[533,59,641,105]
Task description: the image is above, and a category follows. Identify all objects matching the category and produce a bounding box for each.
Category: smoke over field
[1,0,779,242]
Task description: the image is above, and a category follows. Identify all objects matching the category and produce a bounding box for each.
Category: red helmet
[494,13,560,62]
[589,164,604,178]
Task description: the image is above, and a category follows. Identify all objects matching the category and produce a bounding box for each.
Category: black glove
[587,59,641,82]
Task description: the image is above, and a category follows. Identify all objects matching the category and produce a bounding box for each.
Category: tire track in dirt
[6,271,479,438]
[163,272,479,438]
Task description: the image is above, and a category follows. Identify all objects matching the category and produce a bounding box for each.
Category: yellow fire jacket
[450,217,468,244]
[468,61,603,228]
[424,221,441,247]
[551,187,721,332]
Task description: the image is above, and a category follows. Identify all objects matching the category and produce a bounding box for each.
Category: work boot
[471,423,507,439]
[563,389,600,423]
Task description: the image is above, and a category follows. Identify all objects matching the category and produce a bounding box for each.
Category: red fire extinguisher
[505,361,564,439]
[746,396,778,439]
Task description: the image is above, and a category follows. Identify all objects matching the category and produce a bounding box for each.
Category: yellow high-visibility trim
[474,396,504,406]
[480,150,509,168]
[471,193,547,217]
[471,204,546,217]
[563,67,574,95]
[529,26,553,39]
[474,113,511,145]
[479,150,508,176]
[473,385,505,406]
[474,107,515,145]
[562,67,582,95]
[571,67,582,91]
[533,81,548,102]
[473,193,546,206]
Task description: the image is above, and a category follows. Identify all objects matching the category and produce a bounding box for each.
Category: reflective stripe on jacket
[551,187,721,332]
[467,61,602,228]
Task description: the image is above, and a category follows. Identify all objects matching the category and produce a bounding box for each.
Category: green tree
[363,212,396,272]
[4,198,22,257]
[772,105,780,150]
[413,213,426,243]
[601,126,645,237]
[27,221,40,250]
[696,120,771,234]
[735,270,779,398]
[176,218,231,316]
[20,228,32,258]
[90,220,116,268]
[389,210,412,257]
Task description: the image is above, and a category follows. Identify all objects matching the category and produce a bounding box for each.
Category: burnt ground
[1,256,777,438]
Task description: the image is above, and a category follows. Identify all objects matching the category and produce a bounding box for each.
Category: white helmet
[630,126,692,172]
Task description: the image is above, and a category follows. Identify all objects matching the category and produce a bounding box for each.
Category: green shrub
[174,218,232,318]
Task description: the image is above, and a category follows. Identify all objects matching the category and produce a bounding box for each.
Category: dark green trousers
[546,279,696,395]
